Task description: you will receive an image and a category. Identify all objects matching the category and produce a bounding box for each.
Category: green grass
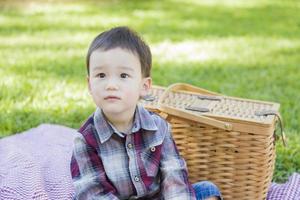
[0,0,299,182]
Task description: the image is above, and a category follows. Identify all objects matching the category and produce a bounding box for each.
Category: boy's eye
[120,73,129,78]
[97,73,105,78]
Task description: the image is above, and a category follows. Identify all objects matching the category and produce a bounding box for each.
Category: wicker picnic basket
[140,83,285,200]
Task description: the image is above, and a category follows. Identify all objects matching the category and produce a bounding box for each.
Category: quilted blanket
[0,124,299,199]
[0,124,79,199]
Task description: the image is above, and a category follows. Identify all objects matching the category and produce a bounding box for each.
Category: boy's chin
[102,107,127,115]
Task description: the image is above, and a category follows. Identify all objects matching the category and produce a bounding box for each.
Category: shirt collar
[94,104,158,144]
[107,121,126,138]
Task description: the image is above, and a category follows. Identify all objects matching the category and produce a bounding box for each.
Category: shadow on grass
[0,0,299,40]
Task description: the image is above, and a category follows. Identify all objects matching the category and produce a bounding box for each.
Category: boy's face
[87,47,151,118]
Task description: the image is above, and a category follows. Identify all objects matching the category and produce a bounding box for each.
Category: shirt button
[134,176,140,182]
[127,143,133,149]
[150,147,156,152]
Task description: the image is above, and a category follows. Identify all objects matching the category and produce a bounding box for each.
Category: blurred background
[0,0,299,182]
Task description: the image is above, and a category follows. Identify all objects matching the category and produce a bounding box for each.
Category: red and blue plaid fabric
[70,105,196,200]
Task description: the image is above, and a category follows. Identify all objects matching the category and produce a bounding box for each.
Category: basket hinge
[142,94,156,101]
[197,95,222,101]
[185,95,223,113]
[185,106,210,112]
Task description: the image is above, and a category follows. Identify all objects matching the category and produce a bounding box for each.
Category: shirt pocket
[141,145,162,177]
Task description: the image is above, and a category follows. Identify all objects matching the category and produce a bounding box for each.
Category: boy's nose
[105,79,119,90]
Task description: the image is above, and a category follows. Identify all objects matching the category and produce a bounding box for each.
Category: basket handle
[160,82,221,96]
[158,83,233,131]
[255,110,287,147]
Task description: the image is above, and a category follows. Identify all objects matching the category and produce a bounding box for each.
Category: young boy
[70,26,222,200]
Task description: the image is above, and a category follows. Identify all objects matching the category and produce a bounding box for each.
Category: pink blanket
[0,124,79,199]
[267,173,300,200]
[0,124,299,199]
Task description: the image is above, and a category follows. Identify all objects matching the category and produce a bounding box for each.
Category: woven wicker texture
[140,83,281,200]
[164,91,278,124]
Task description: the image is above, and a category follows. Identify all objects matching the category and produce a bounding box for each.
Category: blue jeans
[192,181,223,200]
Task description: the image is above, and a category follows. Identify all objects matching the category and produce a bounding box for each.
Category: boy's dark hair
[86,26,152,77]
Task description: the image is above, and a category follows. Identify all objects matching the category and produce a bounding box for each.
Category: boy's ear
[140,77,152,97]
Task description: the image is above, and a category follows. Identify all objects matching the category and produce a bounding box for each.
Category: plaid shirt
[71,105,196,200]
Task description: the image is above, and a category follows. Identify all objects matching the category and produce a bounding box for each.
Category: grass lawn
[0,0,299,182]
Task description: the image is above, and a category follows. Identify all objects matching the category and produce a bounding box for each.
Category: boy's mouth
[104,96,121,100]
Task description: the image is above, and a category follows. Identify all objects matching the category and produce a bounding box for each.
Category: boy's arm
[70,135,119,200]
[160,123,196,200]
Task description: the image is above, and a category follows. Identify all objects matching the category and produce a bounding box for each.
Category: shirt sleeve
[70,135,120,200]
[160,123,196,200]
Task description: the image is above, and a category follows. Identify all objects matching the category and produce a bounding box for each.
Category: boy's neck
[102,109,136,133]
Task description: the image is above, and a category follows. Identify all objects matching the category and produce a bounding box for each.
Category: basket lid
[141,83,280,127]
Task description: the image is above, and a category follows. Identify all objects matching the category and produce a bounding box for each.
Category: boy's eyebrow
[92,66,135,72]
[118,66,135,71]
[92,66,105,71]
